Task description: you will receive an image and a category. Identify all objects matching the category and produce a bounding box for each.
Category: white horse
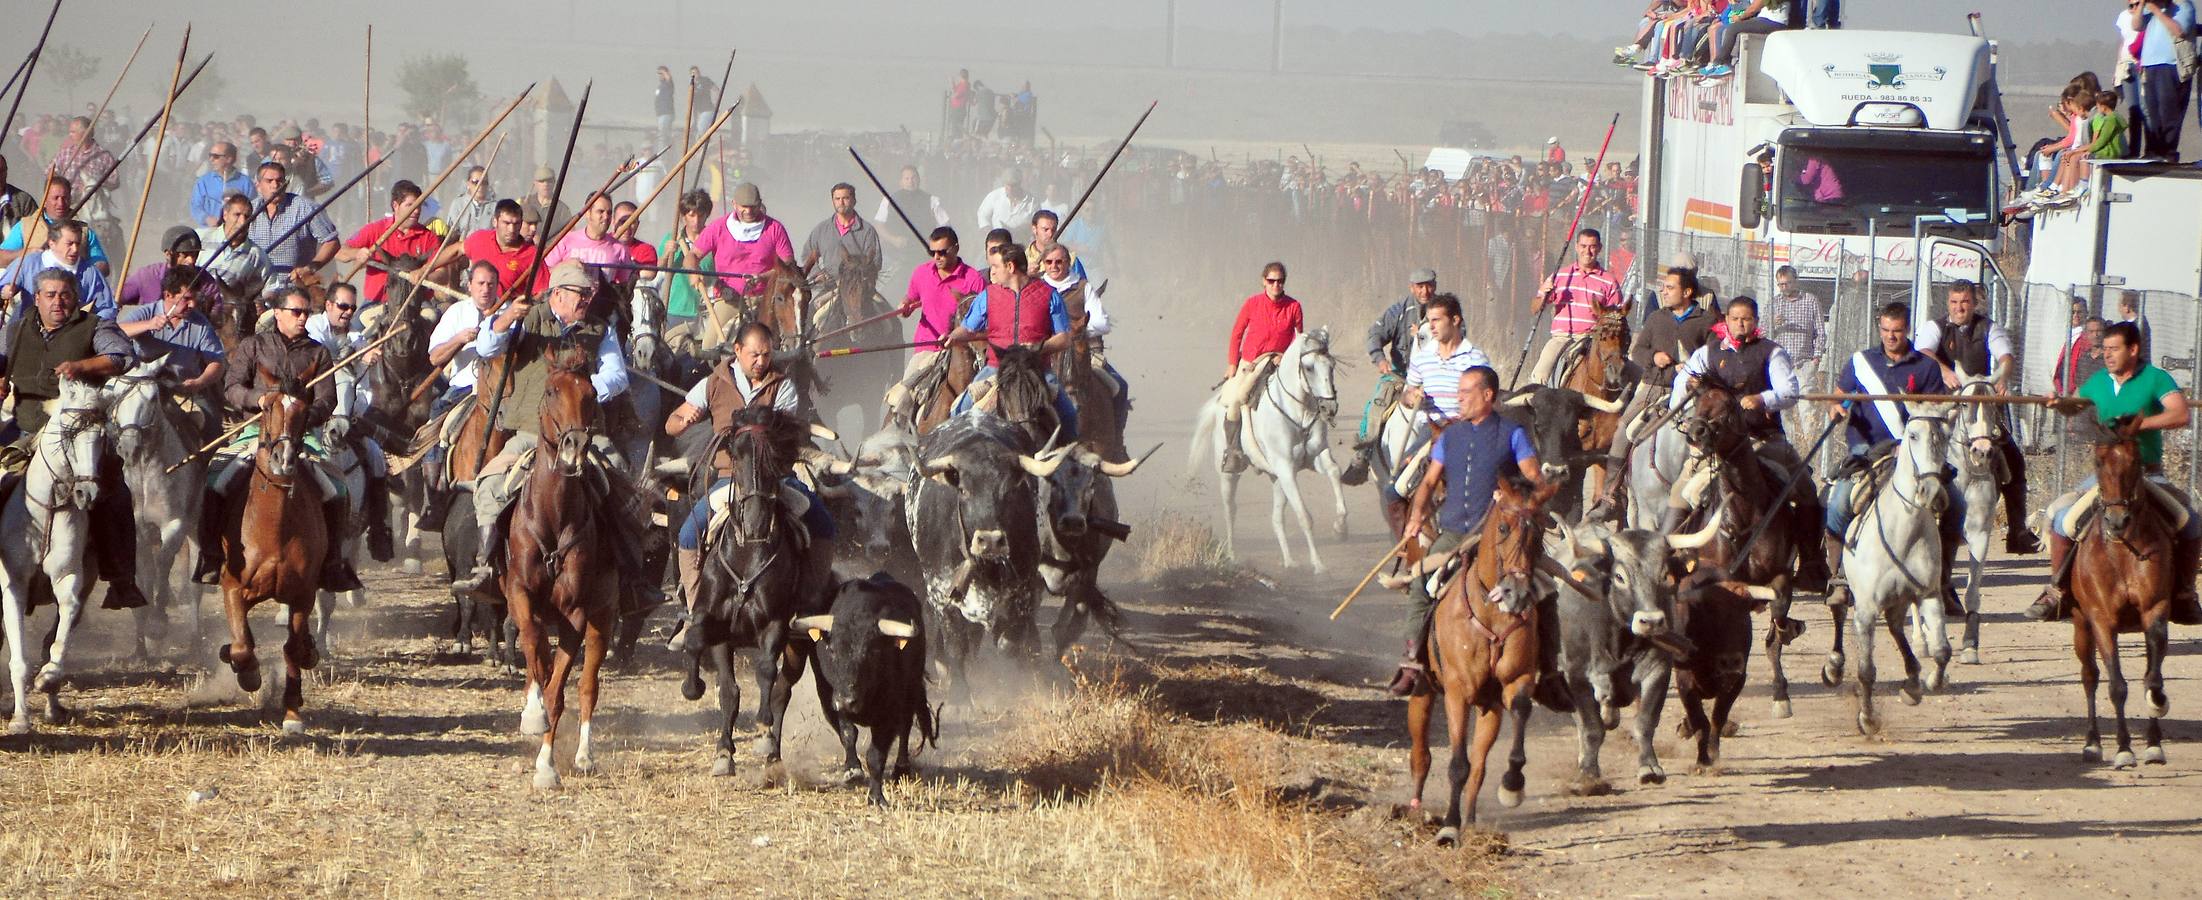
[0,376,120,734]
[1624,387,1696,532]
[108,358,205,659]
[1948,366,2005,665]
[1826,410,1952,735]
[1189,329,1349,572]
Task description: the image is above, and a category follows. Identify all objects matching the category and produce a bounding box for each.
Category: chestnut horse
[1560,310,1630,510]
[503,356,620,789]
[1406,474,1560,845]
[213,367,330,735]
[2070,416,2178,768]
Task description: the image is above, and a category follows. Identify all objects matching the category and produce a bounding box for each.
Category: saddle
[2059,480,2195,537]
[1546,334,1594,388]
[1843,444,1901,521]
[700,482,813,554]
[907,348,957,415]
[1242,354,1281,413]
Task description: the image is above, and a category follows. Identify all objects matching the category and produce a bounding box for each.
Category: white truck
[1634,28,2016,315]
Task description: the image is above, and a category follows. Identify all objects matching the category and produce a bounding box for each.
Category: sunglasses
[1265,278,1285,284]
[277,307,311,316]
[332,303,356,312]
[928,249,954,257]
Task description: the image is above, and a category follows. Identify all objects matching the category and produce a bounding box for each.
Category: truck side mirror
[1738,163,1766,230]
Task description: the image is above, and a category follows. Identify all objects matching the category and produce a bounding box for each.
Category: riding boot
[2025,533,2074,622]
[91,481,148,610]
[1821,532,1850,608]
[1938,532,1965,619]
[1221,412,1250,474]
[2001,440,2041,554]
[1586,447,1632,521]
[364,472,395,562]
[2170,535,2202,626]
[194,488,228,586]
[319,497,365,593]
[1387,638,1429,697]
[666,547,705,653]
[1791,498,1832,595]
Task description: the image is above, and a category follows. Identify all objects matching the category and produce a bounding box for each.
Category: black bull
[907,413,1065,685]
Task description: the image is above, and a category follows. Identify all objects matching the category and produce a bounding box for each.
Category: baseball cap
[533,164,556,182]
[731,182,762,207]
[1409,267,1437,285]
[547,260,593,292]
[162,225,201,254]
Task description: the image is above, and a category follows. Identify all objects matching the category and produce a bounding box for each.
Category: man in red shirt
[611,200,659,268]
[440,199,543,296]
[335,180,446,303]
[1219,261,1305,473]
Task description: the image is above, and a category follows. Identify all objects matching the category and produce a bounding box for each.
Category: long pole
[0,56,30,107]
[813,338,931,359]
[116,26,188,284]
[0,0,63,148]
[689,49,735,195]
[331,83,535,288]
[1506,112,1620,390]
[181,150,386,300]
[474,81,591,474]
[848,147,927,246]
[1061,99,1157,231]
[361,24,373,222]
[618,104,734,240]
[64,52,211,219]
[676,72,696,200]
[166,323,417,473]
[83,24,150,144]
[1801,392,2074,407]
[1331,531,1418,620]
[1731,416,1842,561]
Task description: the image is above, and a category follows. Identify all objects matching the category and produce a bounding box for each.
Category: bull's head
[822,429,919,561]
[922,447,1061,562]
[1042,443,1157,538]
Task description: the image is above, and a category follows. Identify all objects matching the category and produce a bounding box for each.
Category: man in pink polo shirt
[1526,227,1624,386]
[541,191,635,285]
[691,181,795,299]
[882,225,985,423]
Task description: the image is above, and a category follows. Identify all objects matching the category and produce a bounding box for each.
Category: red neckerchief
[1709,321,1764,349]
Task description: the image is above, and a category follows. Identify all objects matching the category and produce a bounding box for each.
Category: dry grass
[1129,510,1258,590]
[0,563,1503,898]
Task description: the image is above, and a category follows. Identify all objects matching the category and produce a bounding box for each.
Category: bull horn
[792,615,835,643]
[921,453,959,477]
[1667,503,1725,550]
[1580,392,1624,414]
[816,478,852,498]
[1098,443,1162,478]
[810,423,840,443]
[826,457,855,475]
[1504,391,1536,408]
[877,619,916,639]
[653,458,692,479]
[1018,452,1065,478]
[1040,425,1062,454]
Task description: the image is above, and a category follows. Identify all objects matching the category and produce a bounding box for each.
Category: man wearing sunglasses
[452,261,653,611]
[193,286,365,592]
[189,142,251,228]
[0,268,150,610]
[443,166,498,240]
[1035,243,1127,434]
[311,283,396,560]
[882,226,986,425]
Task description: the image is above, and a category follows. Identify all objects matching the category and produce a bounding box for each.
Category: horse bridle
[38,403,106,511]
[1266,346,1339,431]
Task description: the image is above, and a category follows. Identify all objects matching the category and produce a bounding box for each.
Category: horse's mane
[725,405,807,483]
[991,345,1055,432]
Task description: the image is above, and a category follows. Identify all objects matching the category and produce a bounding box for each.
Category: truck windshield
[1776,138,1993,238]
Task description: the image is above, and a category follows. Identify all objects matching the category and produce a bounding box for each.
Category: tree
[397,53,482,128]
[40,44,100,109]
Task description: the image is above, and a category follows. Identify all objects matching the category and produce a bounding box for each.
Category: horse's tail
[1188,397,1220,473]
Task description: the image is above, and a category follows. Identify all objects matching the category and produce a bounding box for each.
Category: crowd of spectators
[1613,0,1841,80]
[945,70,1038,145]
[2011,0,2200,218]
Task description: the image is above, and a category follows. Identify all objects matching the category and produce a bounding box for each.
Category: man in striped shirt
[1400,294,1489,424]
[1526,228,1624,386]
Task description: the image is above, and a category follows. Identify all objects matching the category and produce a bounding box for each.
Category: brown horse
[1055,336,1126,464]
[1406,474,1560,845]
[214,366,330,735]
[744,257,813,347]
[1561,310,1631,504]
[2071,416,2177,768]
[503,356,620,789]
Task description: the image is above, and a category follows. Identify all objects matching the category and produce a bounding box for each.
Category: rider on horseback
[661,321,837,653]
[451,261,655,601]
[691,182,794,304]
[1220,262,1304,474]
[1822,302,1967,617]
[882,227,985,426]
[309,283,396,560]
[1526,229,1623,387]
[192,285,364,592]
[115,265,227,446]
[1390,365,1541,697]
[1590,266,1714,516]
[1024,209,1087,281]
[1351,268,1437,478]
[1913,280,2043,555]
[799,182,882,301]
[2031,321,2202,625]
[0,268,149,610]
[1672,295,1831,593]
[945,242,1079,436]
[1036,244,1128,434]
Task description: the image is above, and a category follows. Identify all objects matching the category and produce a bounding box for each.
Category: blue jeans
[2142,64,2189,162]
[1809,0,1840,28]
[954,365,1080,441]
[1826,470,1965,540]
[678,476,835,550]
[1099,360,1131,434]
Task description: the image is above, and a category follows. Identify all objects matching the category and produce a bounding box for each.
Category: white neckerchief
[1042,273,1079,292]
[726,216,767,242]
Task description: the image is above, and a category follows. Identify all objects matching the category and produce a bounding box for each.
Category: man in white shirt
[974,168,1038,232]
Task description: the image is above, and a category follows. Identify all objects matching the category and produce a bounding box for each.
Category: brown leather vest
[704,365,783,478]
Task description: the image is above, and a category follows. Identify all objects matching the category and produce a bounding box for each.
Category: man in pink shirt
[690,181,795,300]
[1526,228,1625,386]
[541,192,635,284]
[882,226,985,423]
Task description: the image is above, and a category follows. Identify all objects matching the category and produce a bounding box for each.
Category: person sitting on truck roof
[1698,0,1796,80]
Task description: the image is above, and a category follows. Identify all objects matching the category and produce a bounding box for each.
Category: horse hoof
[2081,743,2102,762]
[1566,777,1612,797]
[519,709,548,737]
[1857,713,1878,736]
[681,672,705,702]
[1769,699,1792,719]
[1637,765,1665,786]
[1675,720,1699,739]
[573,756,597,775]
[1820,661,1843,687]
[833,767,864,787]
[1962,646,1982,665]
[1435,826,1460,847]
[751,738,779,761]
[401,559,423,575]
[1498,786,1523,808]
[2148,694,2169,720]
[1600,704,1621,730]
[281,719,306,737]
[1926,670,1947,692]
[217,644,233,664]
[32,668,63,694]
[533,767,562,790]
[2113,750,2138,770]
[2142,745,2167,765]
[4,718,28,736]
[1721,719,1740,737]
[1900,684,1922,706]
[235,668,262,694]
[711,756,734,777]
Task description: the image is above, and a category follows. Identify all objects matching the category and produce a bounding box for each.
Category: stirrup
[452,564,497,592]
[1387,662,1428,697]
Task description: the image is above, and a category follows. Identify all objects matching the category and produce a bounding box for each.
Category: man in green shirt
[657,190,714,329]
[2031,322,2201,624]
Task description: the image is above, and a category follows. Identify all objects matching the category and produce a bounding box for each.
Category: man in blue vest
[1822,302,1965,617]
[1913,280,2041,554]
[1389,364,1542,697]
